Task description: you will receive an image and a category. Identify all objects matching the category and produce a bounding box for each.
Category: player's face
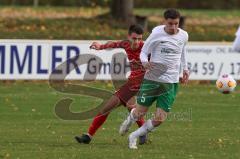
[164,18,180,35]
[128,32,143,49]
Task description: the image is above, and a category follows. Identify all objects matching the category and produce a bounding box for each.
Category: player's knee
[126,97,136,109]
[151,120,163,127]
[126,103,136,111]
[133,108,146,119]
[153,109,168,126]
[151,116,166,126]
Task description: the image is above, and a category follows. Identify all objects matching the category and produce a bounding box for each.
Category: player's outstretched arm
[90,41,123,50]
[90,42,102,50]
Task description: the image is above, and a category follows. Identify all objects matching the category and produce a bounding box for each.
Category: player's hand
[181,70,190,84]
[90,42,101,50]
[143,62,152,71]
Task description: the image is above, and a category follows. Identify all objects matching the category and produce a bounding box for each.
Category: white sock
[126,108,138,124]
[131,119,154,137]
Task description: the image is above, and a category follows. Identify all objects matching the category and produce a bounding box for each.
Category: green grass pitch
[0,81,239,159]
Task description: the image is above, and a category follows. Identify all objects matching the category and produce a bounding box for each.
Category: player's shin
[88,113,109,136]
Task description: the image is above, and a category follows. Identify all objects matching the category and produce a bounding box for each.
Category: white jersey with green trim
[140,25,189,83]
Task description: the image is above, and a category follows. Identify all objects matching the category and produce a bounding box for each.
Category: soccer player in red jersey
[75,24,147,144]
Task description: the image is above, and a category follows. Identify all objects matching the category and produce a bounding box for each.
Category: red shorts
[114,81,141,106]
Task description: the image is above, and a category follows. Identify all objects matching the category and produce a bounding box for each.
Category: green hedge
[0,17,237,41]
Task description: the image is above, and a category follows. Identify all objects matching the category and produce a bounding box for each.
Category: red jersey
[100,40,145,87]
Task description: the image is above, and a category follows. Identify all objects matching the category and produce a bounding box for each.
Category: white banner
[186,42,240,80]
[0,40,239,80]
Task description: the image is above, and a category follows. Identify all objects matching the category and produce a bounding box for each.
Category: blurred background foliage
[0,0,239,41]
[1,0,240,9]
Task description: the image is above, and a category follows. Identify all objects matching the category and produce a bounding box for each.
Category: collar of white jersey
[151,25,181,36]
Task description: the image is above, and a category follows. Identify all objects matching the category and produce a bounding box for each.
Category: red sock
[88,113,109,136]
[136,118,145,127]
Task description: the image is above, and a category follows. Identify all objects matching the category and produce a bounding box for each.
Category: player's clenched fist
[90,42,101,50]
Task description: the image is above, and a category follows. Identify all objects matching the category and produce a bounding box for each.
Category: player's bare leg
[75,95,121,144]
[99,95,122,115]
[126,96,136,110]
[75,96,147,144]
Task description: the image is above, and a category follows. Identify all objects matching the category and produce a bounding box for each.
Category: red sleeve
[100,41,123,50]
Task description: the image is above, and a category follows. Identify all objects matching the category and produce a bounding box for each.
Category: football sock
[88,113,109,136]
[136,118,145,127]
[126,108,138,125]
[131,119,154,137]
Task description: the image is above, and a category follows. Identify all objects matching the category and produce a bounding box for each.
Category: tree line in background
[1,0,240,9]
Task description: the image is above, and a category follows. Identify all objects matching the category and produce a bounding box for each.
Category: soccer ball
[216,74,237,94]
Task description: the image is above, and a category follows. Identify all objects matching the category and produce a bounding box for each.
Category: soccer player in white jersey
[233,25,240,52]
[119,8,190,149]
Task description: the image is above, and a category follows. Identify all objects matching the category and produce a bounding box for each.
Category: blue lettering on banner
[10,45,32,74]
[52,46,63,74]
[0,46,5,74]
[37,45,48,74]
[66,46,81,74]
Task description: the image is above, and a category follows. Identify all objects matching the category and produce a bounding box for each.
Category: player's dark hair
[164,8,181,19]
[128,24,144,35]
